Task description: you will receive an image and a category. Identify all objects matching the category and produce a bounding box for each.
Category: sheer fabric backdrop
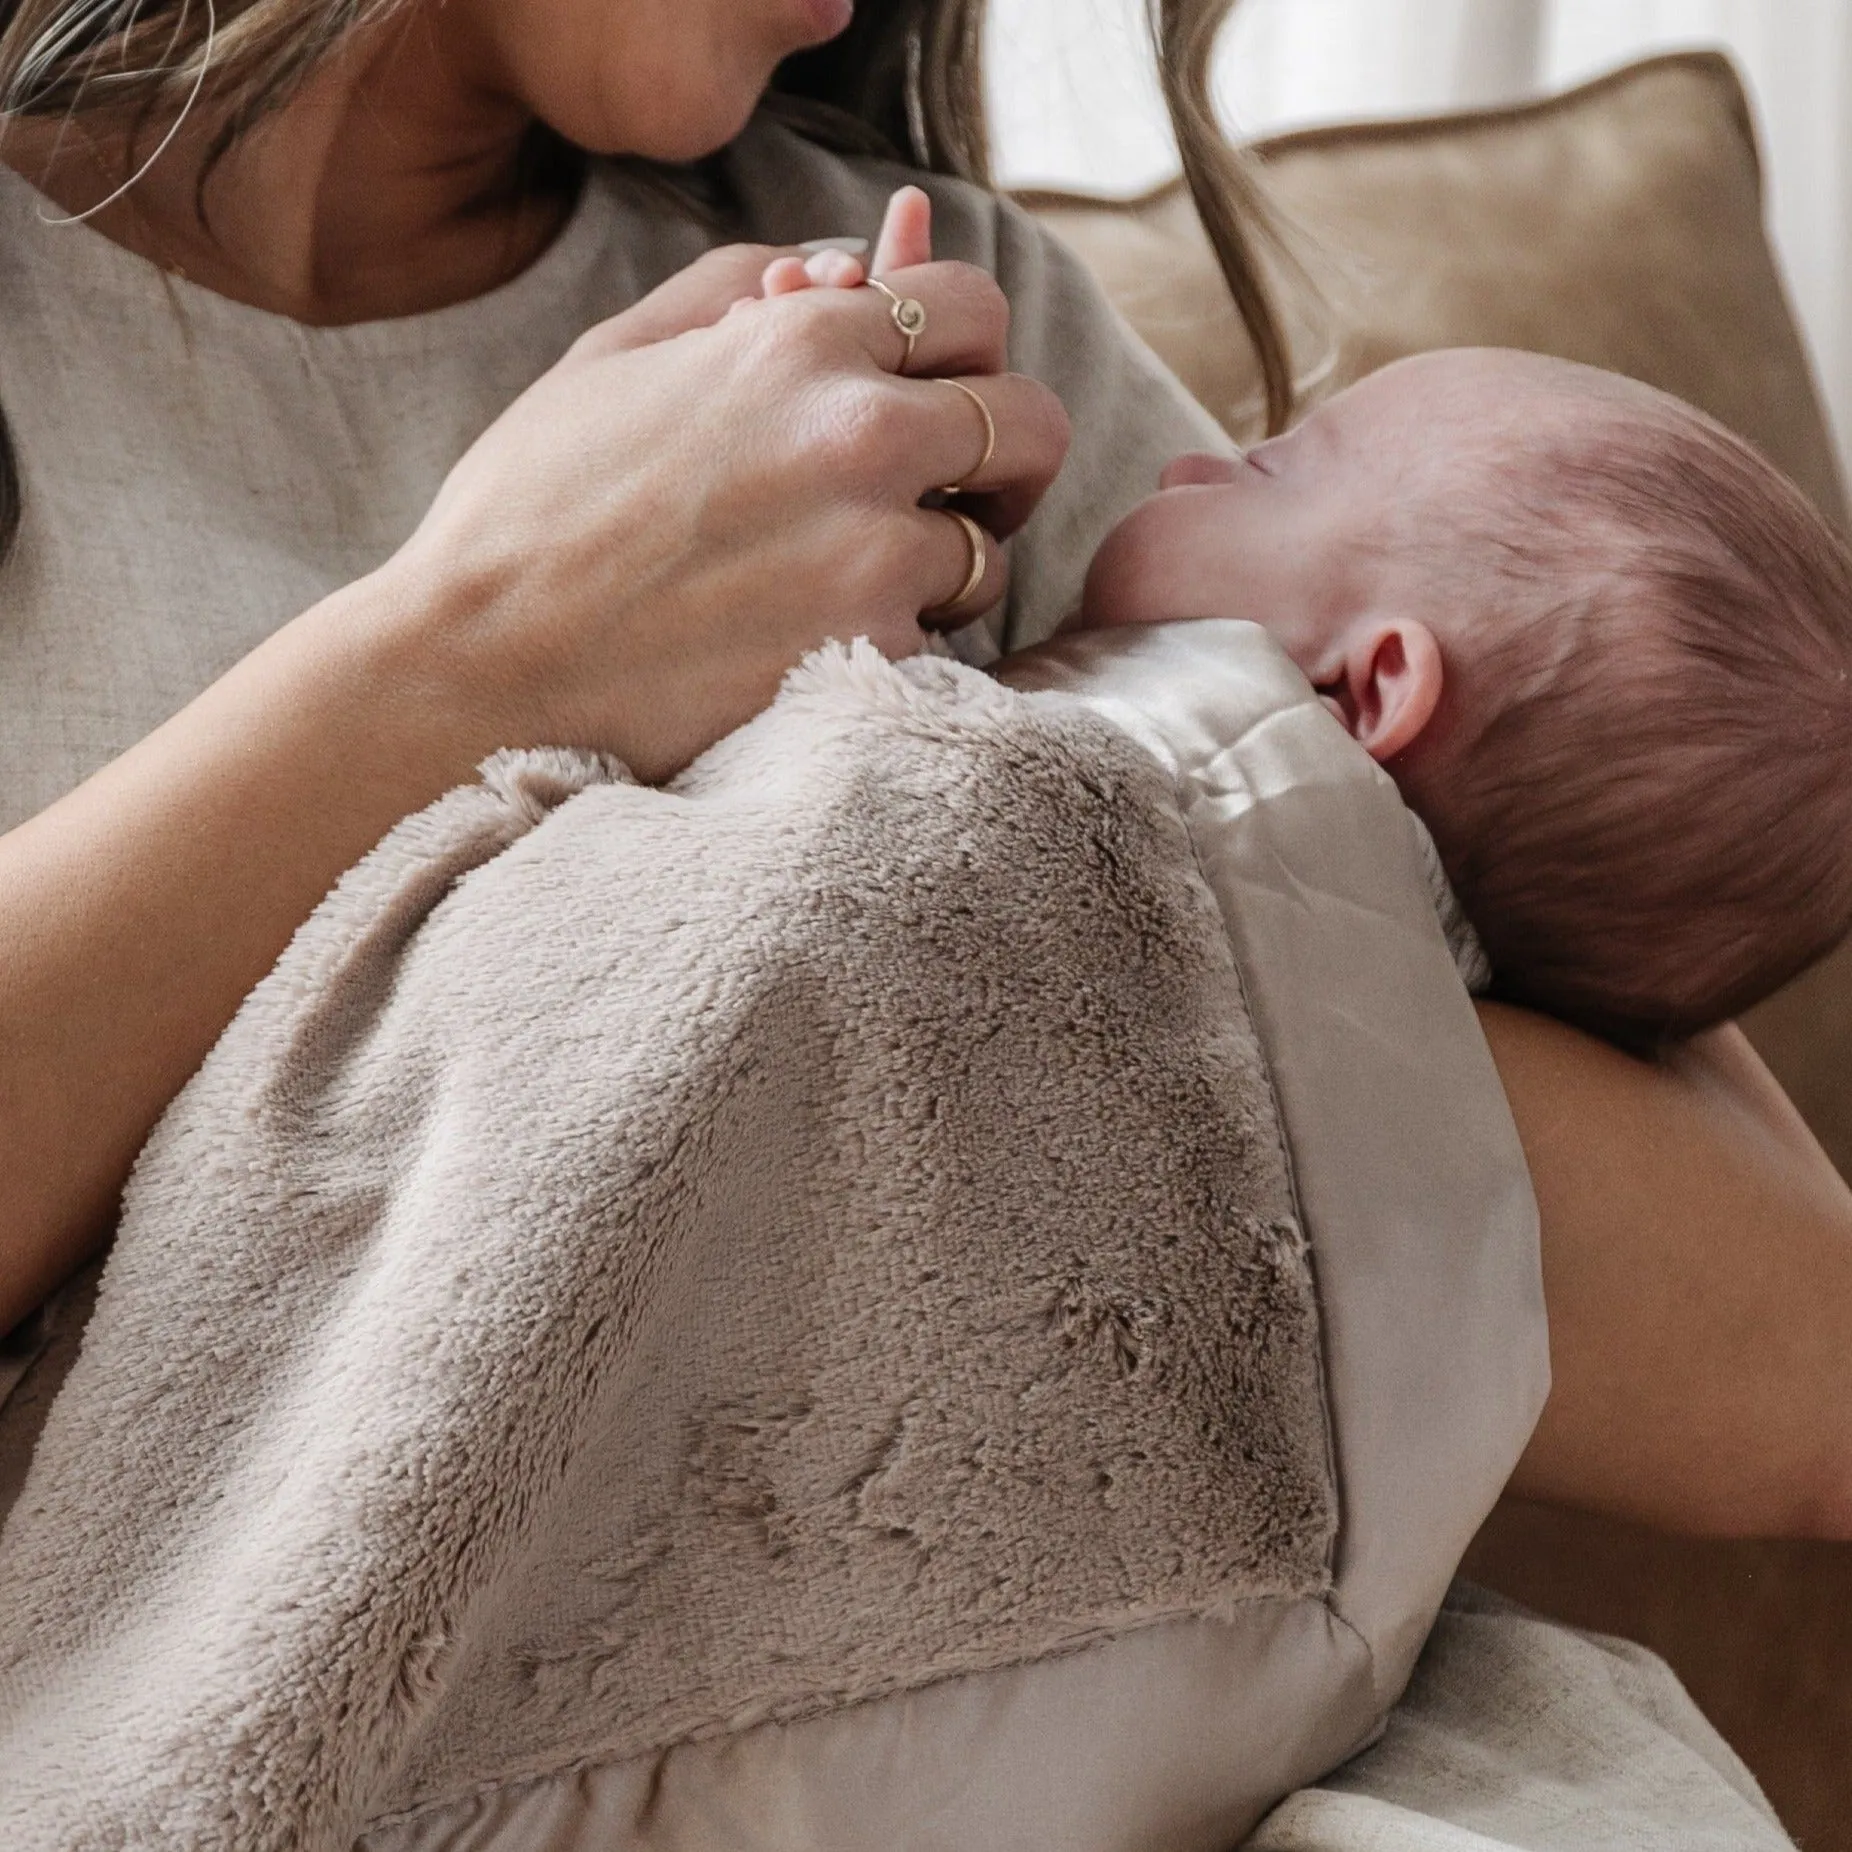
[986,0,1852,461]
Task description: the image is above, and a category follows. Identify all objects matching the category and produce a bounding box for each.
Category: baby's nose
[1159,451,1242,490]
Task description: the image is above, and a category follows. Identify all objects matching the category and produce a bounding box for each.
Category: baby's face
[1081,350,1529,686]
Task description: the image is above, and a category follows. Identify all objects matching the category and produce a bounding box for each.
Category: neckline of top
[0,157,623,353]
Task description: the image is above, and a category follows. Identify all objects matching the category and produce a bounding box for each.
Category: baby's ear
[1330,619,1443,762]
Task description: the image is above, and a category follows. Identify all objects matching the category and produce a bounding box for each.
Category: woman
[0,0,1844,1745]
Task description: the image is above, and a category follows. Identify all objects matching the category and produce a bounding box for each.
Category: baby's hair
[1402,381,1852,1048]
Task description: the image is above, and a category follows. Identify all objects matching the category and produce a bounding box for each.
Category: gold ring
[927,509,989,619]
[934,378,997,494]
[865,276,927,373]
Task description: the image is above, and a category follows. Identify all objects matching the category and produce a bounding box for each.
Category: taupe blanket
[0,644,1340,1850]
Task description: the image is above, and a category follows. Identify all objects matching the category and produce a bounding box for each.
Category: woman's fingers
[900,372,1072,541]
[912,505,1008,628]
[579,243,806,354]
[835,258,1012,378]
[646,234,1005,382]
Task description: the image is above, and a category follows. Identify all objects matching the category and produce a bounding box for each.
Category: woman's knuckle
[940,263,1009,348]
[826,380,900,466]
[779,391,859,484]
[731,300,791,362]
[866,532,932,616]
[783,286,846,339]
[857,521,916,592]
[735,311,828,396]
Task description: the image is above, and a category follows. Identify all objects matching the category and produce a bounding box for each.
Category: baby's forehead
[1373,347,1649,416]
[1420,368,1684,504]
[1360,354,1676,494]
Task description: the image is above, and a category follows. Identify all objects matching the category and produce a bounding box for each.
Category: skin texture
[1487,1006,1852,1539]
[0,10,1846,1542]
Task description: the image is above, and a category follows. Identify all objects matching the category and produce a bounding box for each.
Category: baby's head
[1082,348,1852,1044]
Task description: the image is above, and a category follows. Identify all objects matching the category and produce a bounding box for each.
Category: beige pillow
[1021,50,1847,530]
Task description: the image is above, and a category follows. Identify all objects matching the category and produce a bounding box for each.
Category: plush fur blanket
[0,645,1336,1851]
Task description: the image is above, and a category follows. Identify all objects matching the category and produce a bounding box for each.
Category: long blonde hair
[0,0,1292,558]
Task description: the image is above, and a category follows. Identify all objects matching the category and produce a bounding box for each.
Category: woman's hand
[390,200,1070,782]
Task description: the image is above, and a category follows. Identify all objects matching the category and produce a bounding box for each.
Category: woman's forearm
[1484,1002,1852,1539]
[0,564,501,1335]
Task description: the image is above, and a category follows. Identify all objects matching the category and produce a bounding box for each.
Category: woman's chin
[575,91,761,164]
[551,47,781,164]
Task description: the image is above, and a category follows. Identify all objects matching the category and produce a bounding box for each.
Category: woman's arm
[1484,1000,1852,1539]
[0,241,1071,1339]
[0,568,528,1334]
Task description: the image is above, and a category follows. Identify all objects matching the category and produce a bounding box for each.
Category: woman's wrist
[342,526,674,779]
[304,550,542,793]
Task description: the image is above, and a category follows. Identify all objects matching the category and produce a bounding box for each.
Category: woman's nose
[1159,451,1242,490]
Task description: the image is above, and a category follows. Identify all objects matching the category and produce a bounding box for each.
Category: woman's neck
[0,14,576,324]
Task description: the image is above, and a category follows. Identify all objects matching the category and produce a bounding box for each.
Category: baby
[1077,347,1852,1047]
[757,205,1852,1046]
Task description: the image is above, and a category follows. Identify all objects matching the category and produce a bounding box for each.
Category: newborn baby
[1079,348,1852,1046]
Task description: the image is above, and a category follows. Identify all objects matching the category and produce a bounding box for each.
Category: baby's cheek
[1081,498,1220,628]
[1077,520,1151,627]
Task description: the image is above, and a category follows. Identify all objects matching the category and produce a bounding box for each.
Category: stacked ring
[934,378,997,495]
[864,276,928,373]
[927,509,989,619]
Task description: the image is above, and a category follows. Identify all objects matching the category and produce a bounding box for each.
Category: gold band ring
[927,509,989,620]
[934,378,998,494]
[864,276,928,373]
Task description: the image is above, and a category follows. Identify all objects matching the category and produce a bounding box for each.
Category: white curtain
[986,0,1852,464]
